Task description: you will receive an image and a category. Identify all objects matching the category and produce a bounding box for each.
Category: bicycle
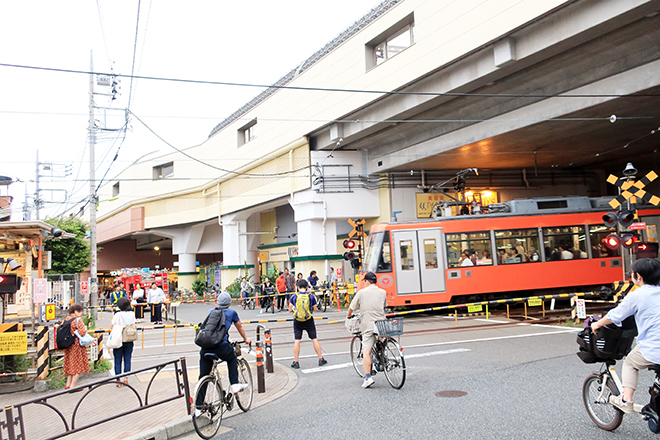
[192,341,254,439]
[240,288,255,310]
[578,322,660,433]
[259,293,275,314]
[348,316,406,389]
[314,285,329,312]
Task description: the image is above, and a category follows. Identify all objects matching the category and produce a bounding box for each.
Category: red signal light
[622,233,640,248]
[343,239,356,250]
[0,276,4,283]
[604,234,620,250]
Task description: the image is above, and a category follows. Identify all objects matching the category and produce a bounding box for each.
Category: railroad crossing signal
[606,170,660,209]
[348,218,366,238]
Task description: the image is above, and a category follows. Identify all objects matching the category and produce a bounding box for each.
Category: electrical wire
[1,63,658,99]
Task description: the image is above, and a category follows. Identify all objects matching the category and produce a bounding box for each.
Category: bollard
[255,341,265,394]
[334,283,341,312]
[174,325,178,345]
[36,326,49,380]
[95,333,104,367]
[524,302,528,320]
[264,329,273,373]
[454,309,458,327]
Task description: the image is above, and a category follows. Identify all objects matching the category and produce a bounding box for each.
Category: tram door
[393,229,446,295]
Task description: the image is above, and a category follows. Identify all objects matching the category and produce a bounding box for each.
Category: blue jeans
[113,342,134,375]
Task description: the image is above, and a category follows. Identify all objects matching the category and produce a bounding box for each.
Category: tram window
[446,232,492,268]
[542,226,587,261]
[495,229,540,264]
[423,239,438,269]
[588,225,621,258]
[363,232,392,273]
[400,240,415,270]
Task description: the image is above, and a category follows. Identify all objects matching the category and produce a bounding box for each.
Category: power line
[2,63,658,99]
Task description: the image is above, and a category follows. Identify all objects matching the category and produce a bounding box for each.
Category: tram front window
[363,232,392,273]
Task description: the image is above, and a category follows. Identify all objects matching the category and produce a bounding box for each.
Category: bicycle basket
[576,316,637,363]
[374,318,403,337]
[345,317,361,334]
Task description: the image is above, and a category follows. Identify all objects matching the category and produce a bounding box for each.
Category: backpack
[56,318,77,349]
[293,293,312,322]
[195,308,227,348]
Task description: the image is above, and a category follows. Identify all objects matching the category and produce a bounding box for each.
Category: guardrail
[0,357,191,440]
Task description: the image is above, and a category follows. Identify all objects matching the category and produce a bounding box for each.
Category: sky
[0,0,382,222]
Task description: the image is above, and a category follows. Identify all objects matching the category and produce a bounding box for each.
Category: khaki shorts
[362,330,377,351]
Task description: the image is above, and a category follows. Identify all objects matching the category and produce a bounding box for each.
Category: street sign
[336,267,342,281]
[528,298,542,307]
[629,222,646,230]
[45,304,56,321]
[81,281,89,296]
[0,332,28,356]
[576,299,586,319]
[33,278,48,303]
[468,304,483,313]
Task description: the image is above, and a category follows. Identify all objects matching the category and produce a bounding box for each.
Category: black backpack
[56,317,77,349]
[195,308,227,349]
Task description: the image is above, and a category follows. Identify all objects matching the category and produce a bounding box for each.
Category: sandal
[123,378,129,385]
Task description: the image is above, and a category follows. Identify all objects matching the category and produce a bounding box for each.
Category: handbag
[74,329,95,347]
[107,324,124,349]
[122,323,138,342]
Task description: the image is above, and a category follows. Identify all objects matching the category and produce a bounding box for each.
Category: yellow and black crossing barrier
[35,326,49,381]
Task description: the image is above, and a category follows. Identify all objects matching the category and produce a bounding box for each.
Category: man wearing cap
[198,292,252,398]
[346,272,387,388]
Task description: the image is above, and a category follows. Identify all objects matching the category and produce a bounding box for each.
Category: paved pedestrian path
[0,311,298,440]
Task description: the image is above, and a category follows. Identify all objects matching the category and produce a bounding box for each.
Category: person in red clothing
[275,271,286,311]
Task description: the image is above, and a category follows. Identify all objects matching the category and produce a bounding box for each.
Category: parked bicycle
[348,316,406,389]
[314,283,330,312]
[578,320,660,433]
[192,341,253,439]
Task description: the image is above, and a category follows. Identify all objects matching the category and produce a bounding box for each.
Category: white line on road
[474,319,510,323]
[300,348,471,374]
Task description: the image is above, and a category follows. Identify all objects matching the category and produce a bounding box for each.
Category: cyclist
[197,291,252,409]
[346,271,387,388]
[240,277,253,307]
[590,258,660,413]
[260,277,276,313]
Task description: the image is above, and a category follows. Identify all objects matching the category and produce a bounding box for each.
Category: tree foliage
[44,217,91,274]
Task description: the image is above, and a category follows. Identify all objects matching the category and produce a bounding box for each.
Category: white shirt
[560,250,573,260]
[147,287,166,303]
[460,258,474,267]
[606,284,660,363]
[112,310,136,327]
[132,288,145,303]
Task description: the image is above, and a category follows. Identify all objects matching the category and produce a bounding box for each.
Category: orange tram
[361,196,660,308]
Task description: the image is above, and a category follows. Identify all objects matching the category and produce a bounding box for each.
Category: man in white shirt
[559,246,573,260]
[591,258,660,413]
[147,282,166,324]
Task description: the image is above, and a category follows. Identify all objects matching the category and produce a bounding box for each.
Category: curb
[125,361,298,440]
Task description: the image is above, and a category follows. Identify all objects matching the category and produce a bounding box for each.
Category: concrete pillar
[177,253,197,290]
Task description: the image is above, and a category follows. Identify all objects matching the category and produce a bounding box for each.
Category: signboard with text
[0,332,28,355]
[33,278,48,303]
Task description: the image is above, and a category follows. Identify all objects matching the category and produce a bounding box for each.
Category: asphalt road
[130,304,660,440]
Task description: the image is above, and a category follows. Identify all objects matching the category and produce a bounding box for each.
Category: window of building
[366,14,414,69]
[542,226,588,261]
[238,119,257,147]
[153,162,174,180]
[589,225,621,258]
[446,231,492,268]
[112,182,120,197]
[495,229,540,264]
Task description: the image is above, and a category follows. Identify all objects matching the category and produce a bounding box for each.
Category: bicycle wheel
[241,298,246,310]
[249,298,255,310]
[582,373,623,431]
[383,339,406,389]
[192,376,224,439]
[319,294,327,312]
[350,335,364,378]
[236,359,254,411]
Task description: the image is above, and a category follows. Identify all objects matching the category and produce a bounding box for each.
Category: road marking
[474,319,510,323]
[300,348,471,374]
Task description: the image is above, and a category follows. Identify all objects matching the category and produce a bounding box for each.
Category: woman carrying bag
[63,304,90,390]
[110,297,137,386]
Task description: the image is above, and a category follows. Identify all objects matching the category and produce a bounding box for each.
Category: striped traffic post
[36,326,49,380]
[255,341,265,394]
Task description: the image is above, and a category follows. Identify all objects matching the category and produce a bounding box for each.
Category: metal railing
[0,357,191,440]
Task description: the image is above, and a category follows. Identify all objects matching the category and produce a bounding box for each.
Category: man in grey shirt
[346,271,386,388]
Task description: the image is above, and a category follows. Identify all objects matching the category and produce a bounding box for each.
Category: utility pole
[89,51,99,307]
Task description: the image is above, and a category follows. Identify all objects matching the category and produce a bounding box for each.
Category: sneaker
[194,408,202,417]
[361,377,375,388]
[609,394,633,414]
[230,383,248,394]
[318,358,328,366]
[291,361,300,369]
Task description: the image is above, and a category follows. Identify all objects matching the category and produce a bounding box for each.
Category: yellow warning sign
[528,298,543,307]
[467,304,483,313]
[45,304,56,321]
[0,332,28,355]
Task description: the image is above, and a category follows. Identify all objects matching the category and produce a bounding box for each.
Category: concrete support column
[296,219,337,257]
[177,253,197,290]
[222,221,247,265]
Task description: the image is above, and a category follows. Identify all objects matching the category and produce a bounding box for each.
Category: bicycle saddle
[649,364,660,375]
[204,353,220,361]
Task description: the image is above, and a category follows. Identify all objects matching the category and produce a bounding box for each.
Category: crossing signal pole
[344,219,366,281]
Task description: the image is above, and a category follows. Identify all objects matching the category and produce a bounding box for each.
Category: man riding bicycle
[240,277,254,307]
[591,258,660,413]
[346,271,387,388]
[197,291,253,413]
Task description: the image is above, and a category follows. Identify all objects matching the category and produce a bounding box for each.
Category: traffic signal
[636,242,659,258]
[342,239,356,250]
[621,233,640,249]
[603,234,621,251]
[602,210,636,228]
[0,274,22,294]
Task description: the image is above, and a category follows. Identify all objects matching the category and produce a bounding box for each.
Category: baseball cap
[364,272,377,283]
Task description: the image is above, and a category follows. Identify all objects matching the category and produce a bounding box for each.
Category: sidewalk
[0,310,298,440]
